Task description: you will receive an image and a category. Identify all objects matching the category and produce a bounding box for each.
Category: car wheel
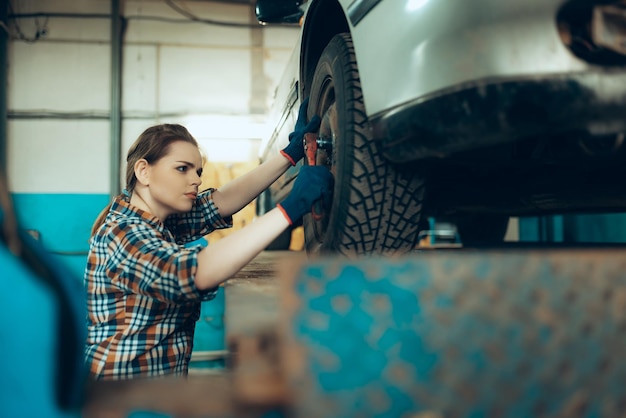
[303,33,426,256]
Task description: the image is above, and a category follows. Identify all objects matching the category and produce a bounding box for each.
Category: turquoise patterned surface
[284,250,626,417]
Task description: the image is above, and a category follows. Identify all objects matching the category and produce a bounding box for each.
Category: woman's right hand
[277,166,334,225]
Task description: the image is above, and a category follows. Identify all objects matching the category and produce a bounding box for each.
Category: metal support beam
[110,0,123,199]
[0,1,8,176]
[249,1,267,115]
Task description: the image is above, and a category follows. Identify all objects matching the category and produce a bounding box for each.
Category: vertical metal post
[110,0,123,199]
[249,1,267,115]
[0,0,8,177]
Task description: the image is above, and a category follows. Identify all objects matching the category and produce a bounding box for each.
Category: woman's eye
[177,166,187,173]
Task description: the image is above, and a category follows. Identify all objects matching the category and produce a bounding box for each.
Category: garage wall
[6,0,299,276]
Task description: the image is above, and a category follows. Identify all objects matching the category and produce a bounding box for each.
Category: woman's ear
[134,159,150,186]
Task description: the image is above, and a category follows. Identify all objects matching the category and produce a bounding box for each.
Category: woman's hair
[90,123,199,236]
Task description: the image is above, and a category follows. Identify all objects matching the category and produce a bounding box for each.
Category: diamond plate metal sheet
[279,249,626,418]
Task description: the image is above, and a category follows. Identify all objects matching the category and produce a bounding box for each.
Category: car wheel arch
[299,0,350,98]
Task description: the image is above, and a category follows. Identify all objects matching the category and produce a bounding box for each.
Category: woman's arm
[194,208,289,289]
[194,166,334,290]
[211,99,321,218]
[211,154,291,217]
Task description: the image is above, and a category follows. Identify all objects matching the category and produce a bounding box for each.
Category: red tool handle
[303,133,323,221]
[304,133,318,166]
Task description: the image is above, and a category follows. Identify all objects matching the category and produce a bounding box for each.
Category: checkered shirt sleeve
[166,189,232,244]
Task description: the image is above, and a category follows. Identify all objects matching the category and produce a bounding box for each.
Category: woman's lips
[185,193,197,199]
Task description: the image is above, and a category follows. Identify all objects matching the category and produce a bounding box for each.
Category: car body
[255,0,626,255]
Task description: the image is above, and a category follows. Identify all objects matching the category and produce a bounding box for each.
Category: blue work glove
[280,98,321,166]
[277,166,334,225]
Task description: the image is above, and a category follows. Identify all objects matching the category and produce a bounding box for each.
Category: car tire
[303,33,426,256]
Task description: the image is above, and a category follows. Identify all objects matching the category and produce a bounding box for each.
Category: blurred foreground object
[276,249,626,417]
[0,172,86,417]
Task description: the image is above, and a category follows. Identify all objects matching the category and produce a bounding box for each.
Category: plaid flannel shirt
[84,189,232,380]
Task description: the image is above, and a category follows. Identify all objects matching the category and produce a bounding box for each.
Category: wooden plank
[225,251,302,339]
[83,374,238,418]
[224,251,304,410]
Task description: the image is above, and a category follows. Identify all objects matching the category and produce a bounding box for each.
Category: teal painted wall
[519,214,626,243]
[12,193,110,279]
[563,213,626,243]
[11,193,225,370]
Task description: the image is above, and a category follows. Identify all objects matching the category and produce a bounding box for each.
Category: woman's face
[145,140,203,219]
